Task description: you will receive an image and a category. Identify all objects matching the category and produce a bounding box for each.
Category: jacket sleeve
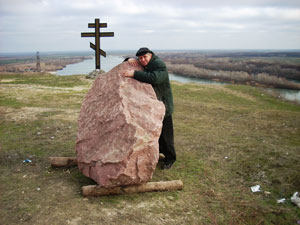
[133,61,168,85]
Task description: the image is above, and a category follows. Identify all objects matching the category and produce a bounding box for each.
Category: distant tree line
[166,63,300,90]
[193,59,300,81]
[158,52,300,89]
[0,56,92,73]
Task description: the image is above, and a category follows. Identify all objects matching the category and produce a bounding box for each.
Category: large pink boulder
[75,62,165,187]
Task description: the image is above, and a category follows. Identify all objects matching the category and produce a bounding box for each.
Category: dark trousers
[159,115,176,163]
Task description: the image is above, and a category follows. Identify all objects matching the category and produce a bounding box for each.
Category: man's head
[136,47,153,66]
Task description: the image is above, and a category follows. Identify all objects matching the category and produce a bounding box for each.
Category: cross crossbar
[90,42,106,57]
[81,32,114,38]
[88,23,107,28]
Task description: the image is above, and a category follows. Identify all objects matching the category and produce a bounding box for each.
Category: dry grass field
[1,73,299,224]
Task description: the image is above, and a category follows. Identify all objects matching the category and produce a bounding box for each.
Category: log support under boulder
[82,180,183,197]
[49,156,182,196]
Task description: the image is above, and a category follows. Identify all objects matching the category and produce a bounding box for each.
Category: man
[123,47,176,170]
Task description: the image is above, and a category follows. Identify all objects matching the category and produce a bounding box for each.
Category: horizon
[1,48,300,57]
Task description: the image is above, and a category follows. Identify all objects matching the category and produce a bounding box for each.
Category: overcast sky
[1,0,300,53]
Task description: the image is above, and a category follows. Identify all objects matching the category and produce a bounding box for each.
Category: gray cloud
[0,0,299,52]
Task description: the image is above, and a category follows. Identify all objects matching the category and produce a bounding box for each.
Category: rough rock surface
[76,62,165,187]
[86,69,105,79]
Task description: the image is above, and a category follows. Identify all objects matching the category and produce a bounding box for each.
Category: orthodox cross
[81,18,114,70]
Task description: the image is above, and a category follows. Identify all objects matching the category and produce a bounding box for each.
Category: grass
[0,73,86,87]
[0,73,300,224]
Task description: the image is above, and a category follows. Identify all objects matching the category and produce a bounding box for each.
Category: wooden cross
[81,18,114,70]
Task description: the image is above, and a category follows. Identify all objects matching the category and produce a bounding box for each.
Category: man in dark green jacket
[123,47,176,169]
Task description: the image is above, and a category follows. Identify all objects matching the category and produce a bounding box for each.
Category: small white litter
[291,192,300,208]
[277,198,286,203]
[251,185,261,192]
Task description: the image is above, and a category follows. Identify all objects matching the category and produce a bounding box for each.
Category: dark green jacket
[133,54,174,117]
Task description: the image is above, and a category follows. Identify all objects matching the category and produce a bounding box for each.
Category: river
[55,56,300,103]
[56,55,124,75]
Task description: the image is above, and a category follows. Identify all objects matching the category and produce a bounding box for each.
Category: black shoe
[161,161,174,170]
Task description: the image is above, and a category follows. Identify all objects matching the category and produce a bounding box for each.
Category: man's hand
[122,69,134,78]
[127,58,140,67]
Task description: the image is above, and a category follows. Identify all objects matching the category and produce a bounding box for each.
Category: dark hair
[136,47,152,56]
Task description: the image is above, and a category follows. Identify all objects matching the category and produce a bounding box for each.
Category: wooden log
[82,180,183,197]
[49,157,77,167]
[49,154,165,167]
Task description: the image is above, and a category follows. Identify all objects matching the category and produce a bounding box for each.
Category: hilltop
[0,73,299,224]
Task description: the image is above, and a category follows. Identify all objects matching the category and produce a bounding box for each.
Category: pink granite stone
[75,62,165,187]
